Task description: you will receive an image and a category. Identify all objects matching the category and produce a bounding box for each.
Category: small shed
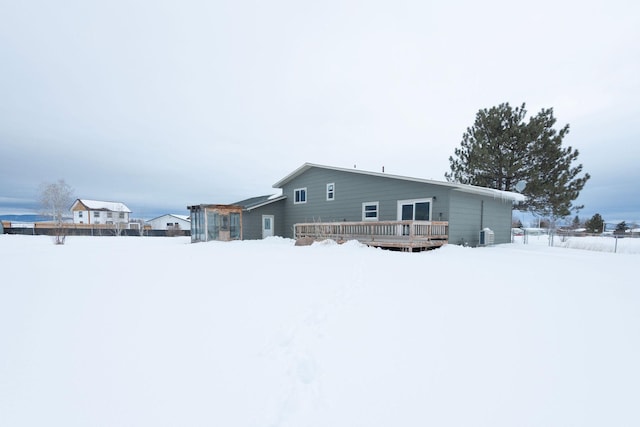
[188,204,243,242]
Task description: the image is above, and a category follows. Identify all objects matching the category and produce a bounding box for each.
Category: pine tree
[446,103,530,191]
[614,221,628,236]
[524,108,590,218]
[446,103,590,220]
[584,213,604,233]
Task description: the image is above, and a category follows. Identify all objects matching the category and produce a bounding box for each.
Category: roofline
[272,163,525,202]
[70,198,132,212]
[187,204,244,210]
[70,199,88,211]
[244,195,287,211]
[147,214,191,222]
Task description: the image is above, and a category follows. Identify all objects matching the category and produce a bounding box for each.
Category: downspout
[480,200,484,229]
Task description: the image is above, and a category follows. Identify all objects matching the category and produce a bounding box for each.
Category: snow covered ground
[1,234,639,427]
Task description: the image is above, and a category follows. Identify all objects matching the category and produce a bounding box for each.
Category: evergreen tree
[446,103,590,220]
[614,221,628,236]
[584,213,604,233]
[446,103,530,191]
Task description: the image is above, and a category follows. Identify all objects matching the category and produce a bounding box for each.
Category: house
[70,199,132,225]
[188,163,525,248]
[146,214,190,231]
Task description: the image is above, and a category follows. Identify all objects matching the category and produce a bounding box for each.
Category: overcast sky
[1,0,638,222]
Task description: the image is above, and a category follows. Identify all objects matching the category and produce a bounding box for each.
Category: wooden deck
[294,220,448,251]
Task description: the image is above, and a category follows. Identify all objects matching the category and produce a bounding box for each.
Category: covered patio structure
[188,204,243,242]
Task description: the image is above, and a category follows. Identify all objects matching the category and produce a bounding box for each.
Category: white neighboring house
[146,214,190,231]
[70,199,132,225]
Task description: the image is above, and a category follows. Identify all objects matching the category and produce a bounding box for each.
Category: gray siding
[242,199,286,240]
[279,168,451,238]
[449,191,513,246]
[481,196,513,244]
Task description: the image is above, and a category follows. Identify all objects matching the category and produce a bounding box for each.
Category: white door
[397,199,432,235]
[262,215,274,238]
[397,199,432,221]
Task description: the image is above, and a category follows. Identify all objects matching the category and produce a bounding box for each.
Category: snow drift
[1,235,639,427]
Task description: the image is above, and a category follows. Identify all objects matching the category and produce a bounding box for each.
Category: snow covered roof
[273,163,526,203]
[147,214,190,222]
[72,199,132,213]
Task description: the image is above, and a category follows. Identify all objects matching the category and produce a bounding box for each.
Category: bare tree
[111,219,125,236]
[39,179,74,244]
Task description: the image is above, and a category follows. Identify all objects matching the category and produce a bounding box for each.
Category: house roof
[71,199,132,212]
[233,194,287,211]
[147,214,190,222]
[272,163,526,203]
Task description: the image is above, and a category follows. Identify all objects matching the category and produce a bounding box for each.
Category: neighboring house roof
[272,163,526,203]
[234,194,287,211]
[71,199,132,212]
[147,214,190,222]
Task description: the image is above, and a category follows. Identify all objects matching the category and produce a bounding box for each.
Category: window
[397,199,432,221]
[362,202,379,221]
[326,183,335,201]
[119,212,125,219]
[107,212,113,218]
[78,211,83,218]
[294,188,307,204]
[93,211,100,217]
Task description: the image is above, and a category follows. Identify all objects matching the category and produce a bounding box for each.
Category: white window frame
[397,198,432,221]
[362,201,379,221]
[326,183,335,201]
[294,187,307,204]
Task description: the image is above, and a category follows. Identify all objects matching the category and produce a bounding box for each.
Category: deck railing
[294,220,448,246]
